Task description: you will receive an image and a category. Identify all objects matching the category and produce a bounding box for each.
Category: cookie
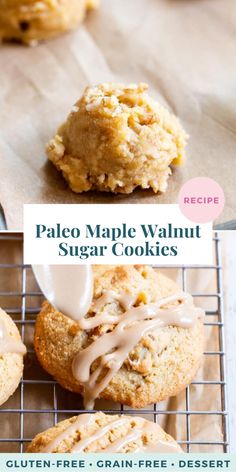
[0,308,26,406]
[46,83,188,194]
[34,265,204,409]
[0,0,99,45]
[27,411,182,453]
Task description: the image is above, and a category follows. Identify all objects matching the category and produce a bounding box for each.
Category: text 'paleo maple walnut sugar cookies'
[27,412,183,453]
[0,0,99,45]
[34,265,204,409]
[46,83,188,195]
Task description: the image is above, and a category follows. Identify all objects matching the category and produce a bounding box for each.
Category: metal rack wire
[0,233,229,452]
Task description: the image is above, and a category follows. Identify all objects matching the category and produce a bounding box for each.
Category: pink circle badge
[178,177,225,223]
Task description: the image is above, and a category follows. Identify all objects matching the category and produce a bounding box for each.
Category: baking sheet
[0,237,224,452]
[0,0,236,230]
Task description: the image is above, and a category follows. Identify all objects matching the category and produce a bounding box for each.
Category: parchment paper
[0,0,236,230]
[0,237,224,452]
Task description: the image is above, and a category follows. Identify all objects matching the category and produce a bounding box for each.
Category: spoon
[32,265,93,322]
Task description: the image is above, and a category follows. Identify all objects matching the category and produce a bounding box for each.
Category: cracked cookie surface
[46,83,188,194]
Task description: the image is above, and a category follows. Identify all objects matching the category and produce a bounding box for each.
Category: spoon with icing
[32,265,93,322]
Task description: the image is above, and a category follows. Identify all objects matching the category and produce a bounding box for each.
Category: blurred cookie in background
[0,0,99,45]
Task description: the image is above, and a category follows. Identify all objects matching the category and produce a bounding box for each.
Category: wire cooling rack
[0,233,229,453]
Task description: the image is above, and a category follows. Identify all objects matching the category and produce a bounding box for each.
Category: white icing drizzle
[0,317,26,356]
[71,418,127,452]
[72,291,203,409]
[78,291,137,330]
[40,414,181,453]
[104,430,143,452]
[41,414,93,453]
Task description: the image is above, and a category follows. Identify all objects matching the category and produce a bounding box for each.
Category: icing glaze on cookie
[40,413,181,453]
[72,291,203,409]
[0,315,26,356]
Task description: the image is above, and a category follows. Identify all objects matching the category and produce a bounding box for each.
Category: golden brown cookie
[46,83,188,194]
[34,265,204,409]
[0,0,99,45]
[27,412,183,453]
[0,308,26,406]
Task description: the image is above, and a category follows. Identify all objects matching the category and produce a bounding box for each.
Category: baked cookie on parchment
[46,83,188,195]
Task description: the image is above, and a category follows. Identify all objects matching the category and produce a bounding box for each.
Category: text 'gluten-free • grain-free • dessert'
[0,0,99,45]
[34,265,204,412]
[46,83,188,195]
